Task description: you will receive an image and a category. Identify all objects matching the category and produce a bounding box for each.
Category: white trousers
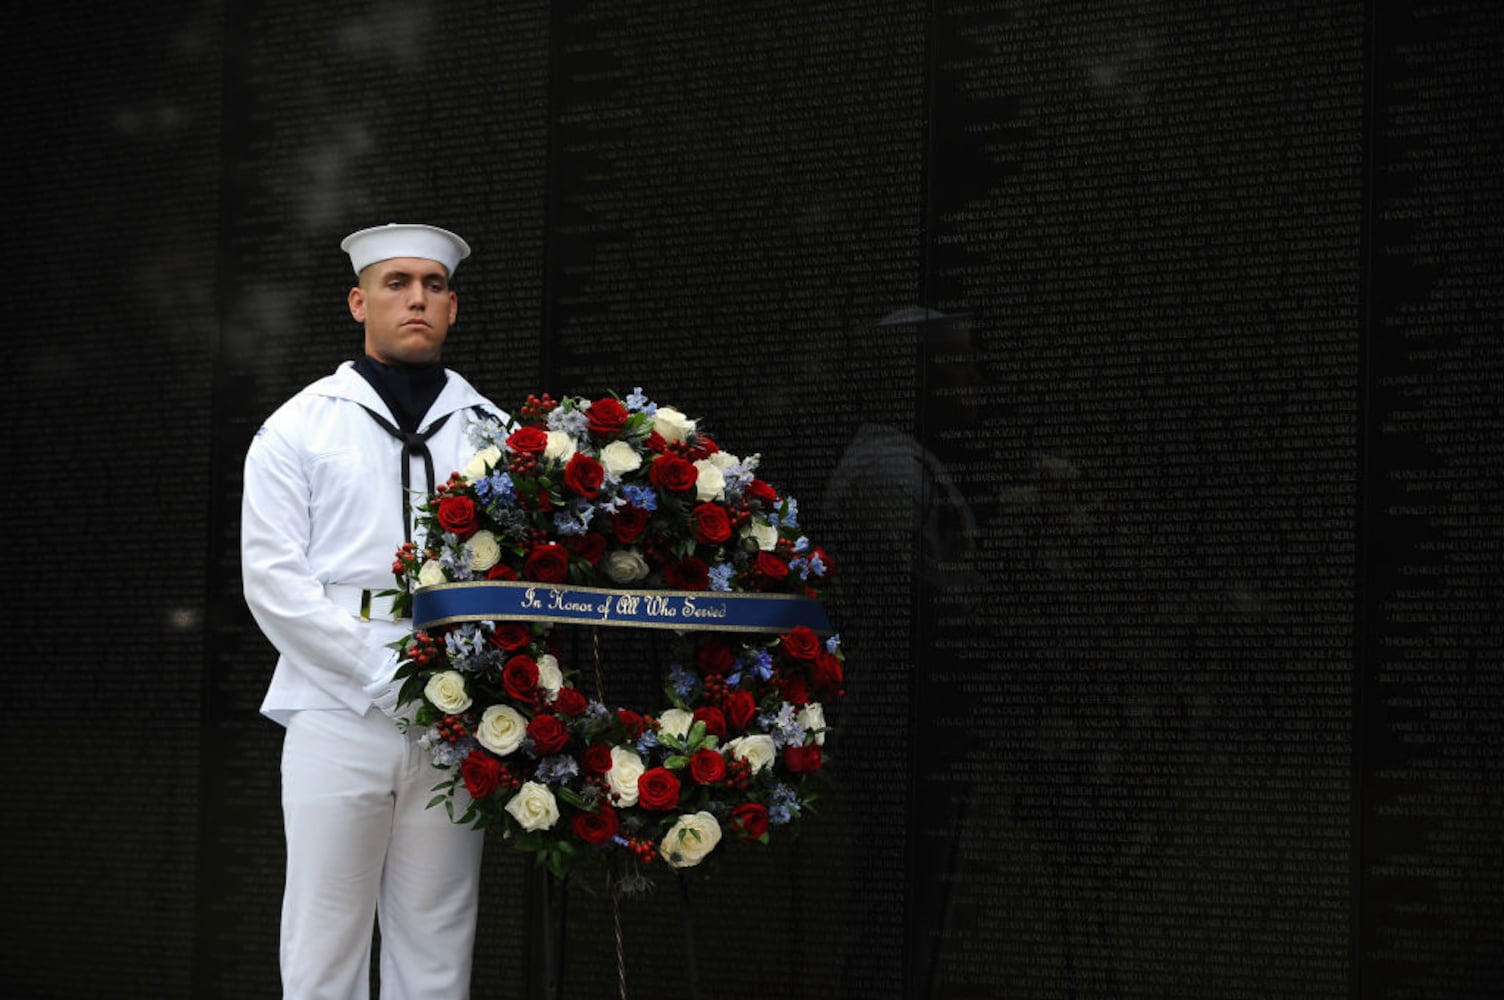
[280,707,484,1000]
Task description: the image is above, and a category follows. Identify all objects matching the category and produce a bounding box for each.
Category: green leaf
[427,794,449,810]
[663,755,688,770]
[557,786,593,811]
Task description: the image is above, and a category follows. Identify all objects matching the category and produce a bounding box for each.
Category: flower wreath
[389,390,843,882]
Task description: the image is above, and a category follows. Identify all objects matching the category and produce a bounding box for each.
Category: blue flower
[708,562,736,592]
[438,534,475,581]
[621,484,658,511]
[767,783,800,826]
[625,388,655,414]
[535,755,580,783]
[553,499,595,536]
[547,407,590,437]
[474,471,516,510]
[769,496,800,529]
[751,649,774,681]
[762,703,806,749]
[667,664,700,703]
[824,634,842,655]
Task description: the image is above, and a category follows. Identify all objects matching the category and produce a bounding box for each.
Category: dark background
[4,1,1500,997]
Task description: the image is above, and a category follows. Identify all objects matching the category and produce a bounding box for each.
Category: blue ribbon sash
[413,580,833,636]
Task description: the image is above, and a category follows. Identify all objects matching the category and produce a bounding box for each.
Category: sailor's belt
[325,583,409,622]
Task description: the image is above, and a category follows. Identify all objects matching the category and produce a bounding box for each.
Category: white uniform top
[241,360,502,725]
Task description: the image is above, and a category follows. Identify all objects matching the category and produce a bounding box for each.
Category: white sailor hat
[340,223,471,277]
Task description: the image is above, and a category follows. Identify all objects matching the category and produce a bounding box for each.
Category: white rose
[693,460,726,501]
[461,445,502,483]
[724,734,776,774]
[652,406,696,444]
[741,519,778,552]
[544,430,577,463]
[423,671,472,714]
[598,440,642,477]
[659,811,723,868]
[475,704,527,756]
[607,746,646,807]
[658,708,694,740]
[536,653,563,698]
[797,702,827,746]
[708,450,739,471]
[417,558,448,587]
[464,530,501,572]
[505,781,560,832]
[603,548,650,584]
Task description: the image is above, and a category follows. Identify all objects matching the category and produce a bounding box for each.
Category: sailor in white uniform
[241,224,503,999]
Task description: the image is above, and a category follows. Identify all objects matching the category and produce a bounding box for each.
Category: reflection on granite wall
[4,1,1498,997]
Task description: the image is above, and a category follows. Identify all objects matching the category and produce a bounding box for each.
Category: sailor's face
[349,257,457,365]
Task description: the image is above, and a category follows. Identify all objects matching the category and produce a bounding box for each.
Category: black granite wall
[4,1,1499,997]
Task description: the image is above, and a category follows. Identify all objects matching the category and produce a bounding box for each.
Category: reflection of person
[821,307,984,995]
[241,224,505,998]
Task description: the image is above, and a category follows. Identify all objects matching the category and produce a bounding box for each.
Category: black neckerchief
[353,354,448,433]
[352,355,452,542]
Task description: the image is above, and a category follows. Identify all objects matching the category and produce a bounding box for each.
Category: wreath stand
[533,626,704,1000]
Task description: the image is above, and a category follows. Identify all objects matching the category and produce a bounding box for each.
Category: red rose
[695,637,736,677]
[811,651,844,698]
[582,743,614,774]
[693,706,727,739]
[784,744,823,774]
[690,435,719,460]
[524,543,570,583]
[564,531,606,566]
[664,557,709,591]
[753,551,789,587]
[730,802,769,841]
[649,454,697,493]
[488,623,533,651]
[436,496,478,538]
[571,806,619,844]
[778,674,810,706]
[527,713,570,755]
[780,625,821,661]
[636,767,681,811]
[745,479,778,506]
[617,709,648,739]
[461,751,502,799]
[487,563,519,581]
[506,425,548,455]
[502,654,541,701]
[690,503,732,544]
[563,453,605,499]
[644,430,667,453]
[552,687,588,717]
[585,397,629,437]
[724,689,757,731]
[611,505,650,543]
[689,748,726,785]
